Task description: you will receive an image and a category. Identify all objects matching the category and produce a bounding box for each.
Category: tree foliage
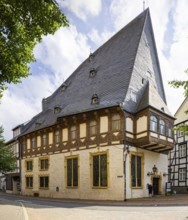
[169,69,188,135]
[0,126,17,173]
[0,0,69,96]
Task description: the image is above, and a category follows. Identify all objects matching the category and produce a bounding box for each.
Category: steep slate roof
[21,8,172,135]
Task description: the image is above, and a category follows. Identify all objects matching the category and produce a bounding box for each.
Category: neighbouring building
[168,97,188,193]
[4,124,24,194]
[18,8,174,200]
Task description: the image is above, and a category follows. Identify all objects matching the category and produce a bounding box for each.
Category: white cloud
[159,0,188,114]
[110,0,142,31]
[88,28,113,47]
[1,24,91,141]
[59,0,102,21]
[34,25,90,85]
[0,74,54,140]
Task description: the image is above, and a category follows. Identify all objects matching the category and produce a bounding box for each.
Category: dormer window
[89,52,94,62]
[61,83,67,91]
[91,94,99,104]
[54,105,61,114]
[35,121,41,128]
[89,68,97,77]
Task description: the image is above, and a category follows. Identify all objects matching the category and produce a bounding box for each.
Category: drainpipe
[119,102,130,200]
[18,137,22,195]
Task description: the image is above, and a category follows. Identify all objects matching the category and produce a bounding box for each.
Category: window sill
[66,186,78,189]
[92,186,108,189]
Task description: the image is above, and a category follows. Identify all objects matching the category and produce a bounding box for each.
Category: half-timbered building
[19,8,174,200]
[168,97,188,193]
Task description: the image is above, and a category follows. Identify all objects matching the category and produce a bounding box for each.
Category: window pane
[150,116,157,132]
[43,134,47,145]
[93,155,99,186]
[131,155,136,187]
[67,159,72,187]
[100,154,107,187]
[159,120,165,135]
[137,156,142,187]
[45,176,49,187]
[40,177,44,188]
[26,177,33,188]
[90,121,97,136]
[73,158,78,186]
[168,123,172,137]
[112,114,120,131]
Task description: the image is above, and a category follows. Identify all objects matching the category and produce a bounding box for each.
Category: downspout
[18,137,22,195]
[119,102,130,201]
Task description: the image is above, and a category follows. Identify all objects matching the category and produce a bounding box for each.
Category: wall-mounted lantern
[147,165,158,176]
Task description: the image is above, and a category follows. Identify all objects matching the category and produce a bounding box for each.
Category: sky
[0,0,188,141]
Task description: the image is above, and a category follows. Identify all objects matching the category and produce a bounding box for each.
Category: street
[0,193,188,220]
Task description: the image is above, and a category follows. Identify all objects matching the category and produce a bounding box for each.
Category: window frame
[89,120,97,136]
[39,158,49,171]
[55,130,60,143]
[179,168,186,181]
[178,130,184,137]
[168,123,173,137]
[65,155,79,188]
[150,115,158,132]
[31,137,36,149]
[159,119,165,135]
[42,134,47,146]
[90,151,109,189]
[70,125,77,140]
[22,139,27,151]
[25,160,33,172]
[112,114,120,131]
[179,144,186,158]
[25,176,33,188]
[39,175,49,189]
[131,153,144,188]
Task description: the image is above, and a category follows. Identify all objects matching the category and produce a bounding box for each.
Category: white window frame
[179,168,186,181]
[179,144,186,158]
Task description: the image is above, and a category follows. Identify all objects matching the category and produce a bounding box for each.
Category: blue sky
[0,0,188,140]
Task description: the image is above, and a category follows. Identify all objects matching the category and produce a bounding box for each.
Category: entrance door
[153,177,159,195]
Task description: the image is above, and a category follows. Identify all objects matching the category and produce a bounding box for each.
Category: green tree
[169,69,188,135]
[0,0,68,96]
[0,126,17,173]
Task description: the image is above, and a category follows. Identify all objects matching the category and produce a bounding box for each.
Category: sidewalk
[124,194,188,206]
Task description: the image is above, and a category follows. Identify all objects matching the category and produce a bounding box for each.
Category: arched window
[168,123,173,137]
[159,119,165,135]
[150,115,157,132]
[90,120,97,136]
[112,114,120,131]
